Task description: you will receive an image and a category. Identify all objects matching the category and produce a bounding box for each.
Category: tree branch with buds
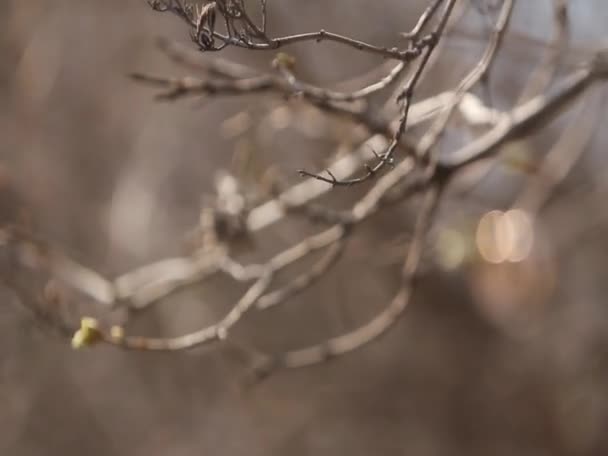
[3,0,608,382]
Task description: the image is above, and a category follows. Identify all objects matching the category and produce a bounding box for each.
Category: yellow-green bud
[71,317,102,349]
[272,52,296,71]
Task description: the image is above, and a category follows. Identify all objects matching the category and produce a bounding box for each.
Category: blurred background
[2,1,608,455]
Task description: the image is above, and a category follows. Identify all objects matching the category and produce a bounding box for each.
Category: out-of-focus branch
[439,53,608,170]
[8,51,607,358]
[514,90,604,214]
[516,0,570,104]
[252,185,441,377]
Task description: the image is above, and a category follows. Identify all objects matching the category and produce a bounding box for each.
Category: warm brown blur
[2,1,608,455]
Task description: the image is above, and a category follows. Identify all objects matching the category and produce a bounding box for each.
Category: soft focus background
[2,1,608,455]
